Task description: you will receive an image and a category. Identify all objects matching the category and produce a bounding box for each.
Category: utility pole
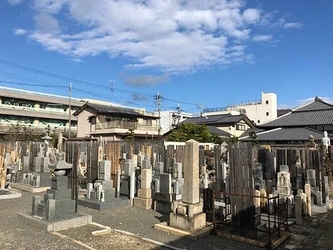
[68,82,72,139]
[172,104,182,126]
[154,92,163,135]
[176,104,181,124]
[110,80,115,102]
[196,103,205,117]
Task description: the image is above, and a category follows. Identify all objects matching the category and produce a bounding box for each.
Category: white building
[202,92,277,125]
[159,110,192,135]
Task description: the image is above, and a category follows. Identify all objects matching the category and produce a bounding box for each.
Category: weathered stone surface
[183,140,199,204]
[133,197,152,209]
[169,212,206,232]
[137,188,151,199]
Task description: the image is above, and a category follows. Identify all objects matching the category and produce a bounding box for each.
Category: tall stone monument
[169,140,206,232]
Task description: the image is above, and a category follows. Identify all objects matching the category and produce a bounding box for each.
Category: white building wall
[76,109,93,137]
[159,111,192,135]
[237,92,277,124]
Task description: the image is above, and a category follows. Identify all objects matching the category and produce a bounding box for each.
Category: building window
[143,119,152,126]
[266,112,269,116]
[236,124,246,131]
[266,100,269,105]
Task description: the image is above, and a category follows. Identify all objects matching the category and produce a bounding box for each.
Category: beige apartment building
[0,86,86,136]
[0,87,160,140]
[202,92,277,125]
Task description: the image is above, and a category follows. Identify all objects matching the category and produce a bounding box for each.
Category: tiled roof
[240,127,325,141]
[259,97,333,128]
[206,126,231,137]
[240,128,266,138]
[181,114,253,126]
[277,109,291,117]
[295,97,333,112]
[74,102,157,119]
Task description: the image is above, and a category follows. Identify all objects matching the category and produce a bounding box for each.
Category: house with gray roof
[258,97,333,133]
[176,113,255,138]
[240,127,324,145]
[240,97,333,145]
[74,102,159,141]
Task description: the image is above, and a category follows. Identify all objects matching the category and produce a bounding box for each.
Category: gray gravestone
[33,157,42,172]
[124,160,134,176]
[307,169,316,187]
[32,196,41,216]
[160,173,172,194]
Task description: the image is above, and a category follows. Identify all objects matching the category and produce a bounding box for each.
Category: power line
[0,58,205,109]
[0,59,153,97]
[0,58,208,113]
[0,80,67,88]
[0,70,64,87]
[0,80,158,110]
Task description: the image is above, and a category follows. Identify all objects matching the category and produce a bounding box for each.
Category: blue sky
[0,0,332,114]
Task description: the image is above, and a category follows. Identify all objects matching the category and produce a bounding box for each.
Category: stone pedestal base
[154,193,172,214]
[133,197,152,209]
[133,188,152,209]
[169,201,206,232]
[0,190,22,199]
[169,212,206,232]
[10,183,50,193]
[78,197,130,211]
[18,212,92,232]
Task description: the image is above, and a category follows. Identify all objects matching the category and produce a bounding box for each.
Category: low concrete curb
[18,212,92,232]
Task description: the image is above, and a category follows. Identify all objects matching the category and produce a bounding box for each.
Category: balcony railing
[0,121,76,134]
[0,104,72,114]
[96,121,158,131]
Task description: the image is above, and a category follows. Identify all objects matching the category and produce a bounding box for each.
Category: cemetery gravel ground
[2,189,332,250]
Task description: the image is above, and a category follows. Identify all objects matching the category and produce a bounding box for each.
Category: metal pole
[68,83,72,139]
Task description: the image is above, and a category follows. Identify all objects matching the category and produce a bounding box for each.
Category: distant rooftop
[203,106,246,113]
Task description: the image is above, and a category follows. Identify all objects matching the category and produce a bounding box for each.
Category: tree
[248,130,258,145]
[166,123,212,142]
[211,134,224,145]
[124,128,135,142]
[1,123,41,142]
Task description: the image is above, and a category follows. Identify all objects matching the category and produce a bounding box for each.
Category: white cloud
[14,28,27,35]
[121,74,170,86]
[297,97,333,107]
[32,0,67,14]
[322,97,333,104]
[14,0,301,73]
[243,8,261,24]
[7,0,24,5]
[278,18,303,29]
[33,13,60,33]
[283,22,303,29]
[252,34,272,42]
[132,93,149,101]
